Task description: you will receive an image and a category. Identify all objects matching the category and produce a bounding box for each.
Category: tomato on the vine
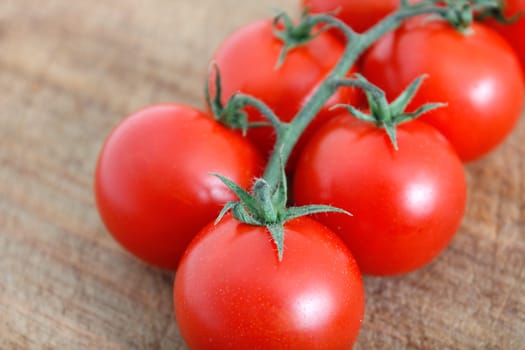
[211,18,359,164]
[293,116,467,276]
[485,0,525,71]
[174,214,364,349]
[302,0,420,34]
[94,104,262,270]
[362,17,524,162]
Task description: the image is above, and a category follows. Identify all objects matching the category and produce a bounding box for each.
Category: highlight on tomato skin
[209,18,361,167]
[174,214,365,350]
[94,104,263,270]
[293,116,467,276]
[361,17,525,162]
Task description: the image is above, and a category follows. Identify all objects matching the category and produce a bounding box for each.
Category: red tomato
[211,19,359,165]
[485,0,525,71]
[293,116,467,276]
[302,0,420,34]
[94,104,262,270]
[174,214,365,349]
[362,18,525,162]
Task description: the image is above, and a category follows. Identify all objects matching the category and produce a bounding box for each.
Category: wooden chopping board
[1,0,524,348]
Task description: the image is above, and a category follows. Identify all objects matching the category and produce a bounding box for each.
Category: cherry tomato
[485,0,525,71]
[174,214,365,349]
[211,19,359,166]
[94,104,262,270]
[293,116,467,276]
[362,18,525,162]
[302,0,420,34]
[302,0,399,33]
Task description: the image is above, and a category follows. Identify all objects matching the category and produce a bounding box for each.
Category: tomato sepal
[475,0,523,24]
[272,10,339,68]
[333,73,446,150]
[205,64,274,135]
[213,167,350,261]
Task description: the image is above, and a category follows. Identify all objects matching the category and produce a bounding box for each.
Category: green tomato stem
[333,77,385,99]
[230,93,284,133]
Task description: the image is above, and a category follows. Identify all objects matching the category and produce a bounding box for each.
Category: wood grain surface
[1,0,524,349]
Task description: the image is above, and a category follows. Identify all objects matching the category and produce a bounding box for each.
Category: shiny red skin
[94,104,262,270]
[485,0,525,71]
[362,19,525,162]
[293,116,467,276]
[174,215,365,349]
[302,0,402,33]
[211,19,359,164]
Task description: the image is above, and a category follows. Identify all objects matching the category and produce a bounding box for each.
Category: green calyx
[205,63,269,135]
[213,165,350,261]
[439,0,475,30]
[475,0,523,24]
[272,9,335,68]
[333,74,446,150]
[429,0,506,32]
[399,0,503,32]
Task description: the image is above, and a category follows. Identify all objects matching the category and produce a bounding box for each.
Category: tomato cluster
[94,1,524,348]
